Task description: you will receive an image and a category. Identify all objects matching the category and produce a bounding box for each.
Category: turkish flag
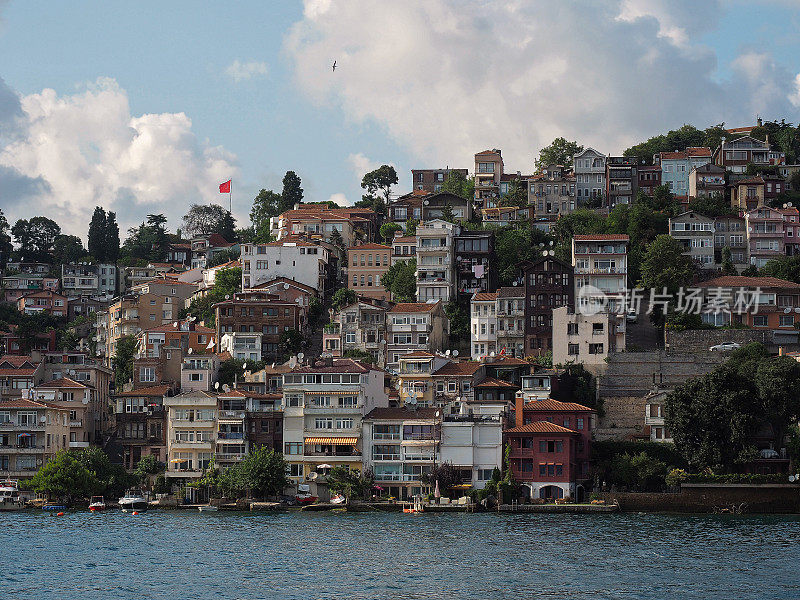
[219,180,231,193]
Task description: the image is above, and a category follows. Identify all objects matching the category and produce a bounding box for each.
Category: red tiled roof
[389,301,441,313]
[433,361,482,376]
[497,287,525,298]
[475,377,518,388]
[505,420,577,434]
[36,377,86,389]
[392,236,416,243]
[364,407,438,420]
[523,399,594,412]
[399,351,435,359]
[142,323,215,334]
[472,292,497,302]
[251,277,316,294]
[698,276,800,289]
[0,355,38,368]
[573,234,630,241]
[484,356,530,366]
[0,398,48,410]
[659,147,712,160]
[291,358,374,374]
[114,385,171,398]
[348,243,391,251]
[0,369,37,376]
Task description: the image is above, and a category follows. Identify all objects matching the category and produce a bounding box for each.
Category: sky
[1,0,799,239]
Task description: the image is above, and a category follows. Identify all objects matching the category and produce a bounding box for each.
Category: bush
[666,468,689,488]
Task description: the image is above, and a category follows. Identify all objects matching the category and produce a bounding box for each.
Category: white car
[709,342,741,352]
[625,309,637,323]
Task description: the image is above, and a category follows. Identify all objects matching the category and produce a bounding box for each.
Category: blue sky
[1,1,799,237]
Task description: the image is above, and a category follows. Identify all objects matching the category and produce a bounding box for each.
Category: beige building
[668,211,715,268]
[30,378,102,448]
[391,235,417,266]
[164,390,217,480]
[552,306,625,373]
[386,301,449,370]
[97,279,198,361]
[348,243,392,300]
[0,398,69,478]
[322,298,392,367]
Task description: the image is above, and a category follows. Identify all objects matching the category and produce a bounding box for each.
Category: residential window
[753,315,768,327]
[568,344,580,356]
[285,442,302,455]
[780,315,795,327]
[287,463,304,477]
[588,343,604,354]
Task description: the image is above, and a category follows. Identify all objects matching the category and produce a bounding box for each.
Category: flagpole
[229,178,232,214]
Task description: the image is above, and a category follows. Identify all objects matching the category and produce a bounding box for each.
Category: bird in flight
[332,61,337,72]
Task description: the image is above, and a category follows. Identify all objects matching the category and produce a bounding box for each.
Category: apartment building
[214,290,301,362]
[112,384,171,469]
[215,390,248,469]
[522,257,574,355]
[669,211,715,267]
[689,163,726,199]
[411,168,468,192]
[388,191,425,225]
[551,307,625,373]
[416,220,457,302]
[249,277,316,329]
[655,147,712,196]
[0,355,45,401]
[164,390,218,479]
[61,263,118,297]
[528,165,576,218]
[495,287,526,358]
[17,290,69,316]
[605,156,638,210]
[474,149,504,209]
[395,352,449,407]
[190,233,238,270]
[781,207,800,256]
[281,358,389,498]
[29,377,101,447]
[243,391,283,453]
[713,136,785,173]
[455,230,497,299]
[180,355,220,392]
[240,238,332,295]
[0,398,69,478]
[391,234,417,266]
[714,215,748,267]
[573,147,606,205]
[386,301,449,370]
[745,207,785,267]
[572,234,629,314]
[274,205,377,246]
[732,176,767,211]
[348,243,391,301]
[322,298,392,367]
[470,292,497,359]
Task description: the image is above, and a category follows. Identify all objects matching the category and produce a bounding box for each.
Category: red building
[638,165,662,196]
[505,397,594,501]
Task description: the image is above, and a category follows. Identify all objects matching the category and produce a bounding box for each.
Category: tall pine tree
[105,212,120,263]
[279,171,303,214]
[88,206,107,261]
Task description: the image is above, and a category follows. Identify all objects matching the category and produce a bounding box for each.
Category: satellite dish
[284,283,290,290]
[297,352,304,360]
[188,347,193,354]
[173,322,178,328]
[435,411,440,418]
[223,384,230,392]
[214,382,220,389]
[791,475,796,482]
[794,307,800,314]
[308,472,318,480]
[490,351,496,357]
[225,294,230,300]
[445,350,451,356]
[271,362,275,369]
[452,350,458,357]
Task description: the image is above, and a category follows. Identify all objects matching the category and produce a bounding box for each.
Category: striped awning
[305,437,358,445]
[304,391,356,395]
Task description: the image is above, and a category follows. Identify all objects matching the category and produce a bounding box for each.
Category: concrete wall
[601,484,800,513]
[664,328,797,354]
[595,395,649,441]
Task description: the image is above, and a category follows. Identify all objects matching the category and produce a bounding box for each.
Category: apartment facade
[455,230,496,299]
[714,215,748,267]
[281,359,389,497]
[689,163,726,199]
[470,292,497,359]
[323,298,391,367]
[495,287,526,358]
[391,235,417,266]
[411,168,468,193]
[61,263,118,298]
[605,156,638,210]
[474,149,504,209]
[416,220,457,302]
[713,136,784,173]
[572,234,629,314]
[638,165,662,197]
[112,384,171,469]
[386,301,448,369]
[241,238,332,295]
[348,243,392,301]
[17,290,69,317]
[523,257,574,355]
[669,211,715,267]
[0,398,69,478]
[164,390,218,479]
[551,306,625,373]
[528,165,576,219]
[656,147,712,196]
[573,147,606,205]
[745,207,785,267]
[0,355,45,401]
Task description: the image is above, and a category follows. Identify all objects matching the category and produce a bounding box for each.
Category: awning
[304,391,356,395]
[304,437,358,445]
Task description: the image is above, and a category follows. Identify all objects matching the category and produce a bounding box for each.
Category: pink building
[780,207,800,256]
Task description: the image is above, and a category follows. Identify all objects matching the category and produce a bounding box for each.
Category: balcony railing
[217,432,245,440]
[304,450,362,457]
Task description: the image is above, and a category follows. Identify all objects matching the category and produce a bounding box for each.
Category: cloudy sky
[1,0,799,238]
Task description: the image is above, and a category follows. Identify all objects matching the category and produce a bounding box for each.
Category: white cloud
[347,152,380,179]
[286,0,799,175]
[327,192,349,206]
[790,73,800,108]
[0,77,238,236]
[225,59,269,83]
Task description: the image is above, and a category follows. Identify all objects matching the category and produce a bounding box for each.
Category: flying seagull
[332,60,337,72]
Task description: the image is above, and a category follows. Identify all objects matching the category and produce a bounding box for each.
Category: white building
[470,291,497,359]
[180,355,220,392]
[572,234,629,314]
[416,219,458,302]
[573,147,606,205]
[551,306,625,373]
[61,263,118,298]
[240,239,331,294]
[164,391,217,479]
[440,413,503,492]
[281,358,389,499]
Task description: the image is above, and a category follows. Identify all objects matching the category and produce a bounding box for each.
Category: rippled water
[2,509,799,599]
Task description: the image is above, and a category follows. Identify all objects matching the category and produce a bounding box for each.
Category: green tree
[495,227,545,286]
[279,171,304,214]
[361,165,398,210]
[76,447,137,498]
[105,211,120,263]
[12,216,61,262]
[279,329,304,355]
[52,234,87,265]
[332,288,357,311]
[422,462,463,494]
[113,335,137,389]
[535,137,583,169]
[404,219,418,236]
[88,206,107,261]
[688,194,735,218]
[250,189,282,241]
[329,228,345,251]
[134,454,166,486]
[182,204,236,240]
[639,235,695,325]
[31,449,94,503]
[379,222,402,242]
[325,465,375,502]
[0,208,11,268]
[499,176,528,208]
[381,259,417,302]
[444,301,469,338]
[623,124,708,165]
[760,255,800,283]
[440,171,475,201]
[343,349,376,364]
[182,266,242,326]
[237,446,289,499]
[721,246,737,275]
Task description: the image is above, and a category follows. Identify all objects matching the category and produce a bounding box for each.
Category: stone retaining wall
[601,484,800,513]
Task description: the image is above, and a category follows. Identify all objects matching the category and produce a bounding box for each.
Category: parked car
[759,449,779,459]
[625,309,637,323]
[709,342,741,352]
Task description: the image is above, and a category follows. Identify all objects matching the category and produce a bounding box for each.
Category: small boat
[295,493,317,505]
[0,480,25,511]
[330,494,346,505]
[43,504,68,511]
[89,496,106,512]
[403,495,425,514]
[197,505,218,512]
[119,490,148,512]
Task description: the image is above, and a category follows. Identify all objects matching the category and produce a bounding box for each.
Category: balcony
[0,422,45,431]
[218,410,245,421]
[69,420,82,428]
[304,450,362,457]
[217,431,245,440]
[574,267,627,275]
[0,444,45,452]
[215,453,245,462]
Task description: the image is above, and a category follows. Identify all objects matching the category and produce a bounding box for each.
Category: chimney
[757,117,763,127]
[779,346,784,356]
[293,203,300,210]
[514,392,524,428]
